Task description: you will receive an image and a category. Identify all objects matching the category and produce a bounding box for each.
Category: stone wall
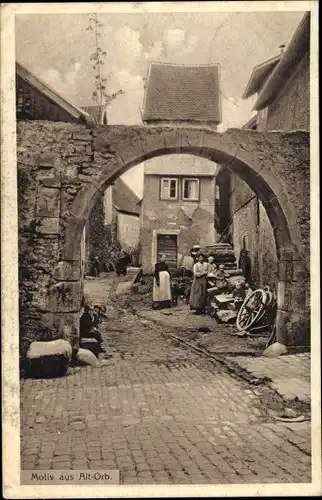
[17,121,93,354]
[266,53,310,132]
[230,175,278,290]
[17,121,310,349]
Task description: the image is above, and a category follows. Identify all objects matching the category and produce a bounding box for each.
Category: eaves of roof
[113,204,140,217]
[242,55,281,100]
[253,12,310,111]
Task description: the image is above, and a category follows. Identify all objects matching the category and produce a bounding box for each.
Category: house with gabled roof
[104,178,141,253]
[16,61,89,123]
[86,177,141,270]
[140,62,222,273]
[142,62,222,129]
[219,11,310,291]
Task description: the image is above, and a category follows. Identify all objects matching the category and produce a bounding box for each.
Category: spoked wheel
[236,289,268,332]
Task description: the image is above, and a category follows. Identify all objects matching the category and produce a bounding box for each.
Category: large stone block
[72,131,93,141]
[275,308,290,345]
[98,127,146,167]
[47,281,82,313]
[39,176,61,188]
[35,152,60,168]
[52,260,81,281]
[202,130,229,162]
[277,259,293,282]
[140,127,166,159]
[293,259,310,282]
[61,215,85,261]
[61,165,78,182]
[161,128,183,153]
[37,217,60,235]
[26,339,72,378]
[36,187,60,217]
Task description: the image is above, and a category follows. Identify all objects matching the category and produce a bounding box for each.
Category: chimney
[279,44,286,54]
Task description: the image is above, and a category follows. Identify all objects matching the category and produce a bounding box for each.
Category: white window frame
[160,177,178,200]
[182,178,200,201]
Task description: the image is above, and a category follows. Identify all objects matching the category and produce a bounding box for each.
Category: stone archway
[57,125,309,349]
[17,121,309,351]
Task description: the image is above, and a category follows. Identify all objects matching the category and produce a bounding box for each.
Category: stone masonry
[17,121,310,351]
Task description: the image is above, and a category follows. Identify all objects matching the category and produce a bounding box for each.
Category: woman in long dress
[152,254,172,310]
[190,253,209,314]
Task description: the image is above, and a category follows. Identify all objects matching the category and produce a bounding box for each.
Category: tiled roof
[113,178,141,216]
[142,62,221,124]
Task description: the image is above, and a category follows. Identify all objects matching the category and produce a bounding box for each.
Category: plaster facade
[141,155,217,273]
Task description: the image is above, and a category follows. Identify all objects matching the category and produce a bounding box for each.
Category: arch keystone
[160,127,183,153]
[180,128,206,156]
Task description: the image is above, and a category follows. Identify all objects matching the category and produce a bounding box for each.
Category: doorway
[157,234,178,270]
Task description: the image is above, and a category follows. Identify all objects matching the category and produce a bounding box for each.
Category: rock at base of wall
[26,339,72,378]
[263,342,288,357]
[76,348,100,367]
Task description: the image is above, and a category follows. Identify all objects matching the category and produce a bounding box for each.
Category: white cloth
[153,270,171,303]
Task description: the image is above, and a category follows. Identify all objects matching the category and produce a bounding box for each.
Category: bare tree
[86,13,124,124]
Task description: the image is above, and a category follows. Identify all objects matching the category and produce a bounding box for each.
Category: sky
[15,11,304,197]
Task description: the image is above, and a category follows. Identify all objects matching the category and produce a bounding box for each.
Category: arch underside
[60,125,309,347]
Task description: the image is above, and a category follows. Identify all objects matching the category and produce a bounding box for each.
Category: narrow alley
[20,273,311,485]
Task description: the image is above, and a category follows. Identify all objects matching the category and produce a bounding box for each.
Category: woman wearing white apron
[152,254,172,309]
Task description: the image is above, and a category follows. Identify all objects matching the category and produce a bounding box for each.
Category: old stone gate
[18,121,310,352]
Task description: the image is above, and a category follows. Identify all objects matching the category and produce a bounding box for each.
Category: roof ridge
[149,61,220,69]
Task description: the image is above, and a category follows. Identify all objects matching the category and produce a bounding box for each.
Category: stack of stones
[201,243,237,270]
[201,243,245,284]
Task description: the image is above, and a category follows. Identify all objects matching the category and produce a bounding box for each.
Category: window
[161,178,178,200]
[182,178,199,201]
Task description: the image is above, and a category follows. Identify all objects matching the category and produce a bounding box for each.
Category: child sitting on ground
[231,280,246,310]
[213,263,230,293]
[80,304,105,352]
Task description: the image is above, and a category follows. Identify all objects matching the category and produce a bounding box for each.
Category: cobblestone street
[20,274,311,485]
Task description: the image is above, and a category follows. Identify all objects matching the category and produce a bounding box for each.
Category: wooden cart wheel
[236,288,268,332]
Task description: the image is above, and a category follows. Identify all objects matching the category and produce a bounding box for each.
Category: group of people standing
[189,254,231,314]
[152,251,235,314]
[90,249,130,278]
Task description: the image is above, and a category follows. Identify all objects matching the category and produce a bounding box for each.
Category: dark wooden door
[157,235,178,270]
